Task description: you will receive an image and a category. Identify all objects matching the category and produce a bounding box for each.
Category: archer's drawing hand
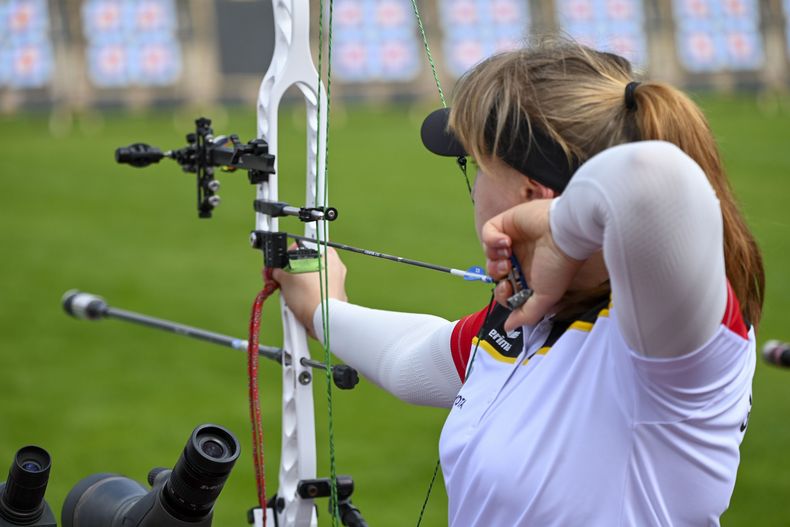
[481,199,583,332]
[272,247,348,338]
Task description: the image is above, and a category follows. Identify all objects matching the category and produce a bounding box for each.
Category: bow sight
[115,117,339,274]
[115,117,276,218]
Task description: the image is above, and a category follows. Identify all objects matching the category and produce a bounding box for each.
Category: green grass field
[1,95,789,526]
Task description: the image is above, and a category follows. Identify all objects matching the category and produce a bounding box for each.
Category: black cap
[420,107,579,192]
[421,108,466,157]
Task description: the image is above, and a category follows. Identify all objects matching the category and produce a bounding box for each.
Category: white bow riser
[256,0,328,526]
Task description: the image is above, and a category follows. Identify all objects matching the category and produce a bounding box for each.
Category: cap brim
[420,108,467,157]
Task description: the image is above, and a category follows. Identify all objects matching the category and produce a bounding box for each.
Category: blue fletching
[464,266,487,281]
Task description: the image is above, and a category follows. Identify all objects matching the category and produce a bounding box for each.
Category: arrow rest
[251,230,323,274]
[249,200,339,274]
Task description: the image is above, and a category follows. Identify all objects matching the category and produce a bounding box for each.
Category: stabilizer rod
[61,290,359,390]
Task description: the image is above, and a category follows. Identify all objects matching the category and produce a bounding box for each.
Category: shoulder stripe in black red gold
[472,337,519,364]
[722,281,748,339]
[450,304,492,381]
[522,296,612,365]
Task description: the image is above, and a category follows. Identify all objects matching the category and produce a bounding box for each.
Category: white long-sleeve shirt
[312,141,755,526]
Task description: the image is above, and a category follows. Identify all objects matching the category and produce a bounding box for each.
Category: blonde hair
[450,39,764,327]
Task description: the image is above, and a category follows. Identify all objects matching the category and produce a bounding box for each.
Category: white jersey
[441,287,754,526]
[313,142,757,526]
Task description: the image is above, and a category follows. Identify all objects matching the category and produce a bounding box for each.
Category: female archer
[274,40,764,525]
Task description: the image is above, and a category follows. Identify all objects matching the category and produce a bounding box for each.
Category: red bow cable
[247,267,281,523]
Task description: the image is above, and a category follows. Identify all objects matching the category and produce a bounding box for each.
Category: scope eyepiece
[163,424,240,520]
[0,446,55,526]
[62,423,239,527]
[115,143,165,168]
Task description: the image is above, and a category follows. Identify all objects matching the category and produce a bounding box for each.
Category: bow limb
[257,0,327,525]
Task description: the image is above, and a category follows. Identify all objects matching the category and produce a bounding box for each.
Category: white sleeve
[550,141,727,358]
[313,299,461,408]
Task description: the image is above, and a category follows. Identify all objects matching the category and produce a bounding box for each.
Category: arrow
[287,233,494,284]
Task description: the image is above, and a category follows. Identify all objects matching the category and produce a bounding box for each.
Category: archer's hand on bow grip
[272,247,349,339]
[481,199,583,331]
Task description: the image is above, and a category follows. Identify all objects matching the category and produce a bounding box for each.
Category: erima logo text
[488,328,513,352]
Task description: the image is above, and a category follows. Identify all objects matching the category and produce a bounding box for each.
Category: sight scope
[62,424,240,527]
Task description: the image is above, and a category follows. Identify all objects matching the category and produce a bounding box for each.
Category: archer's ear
[524,178,556,200]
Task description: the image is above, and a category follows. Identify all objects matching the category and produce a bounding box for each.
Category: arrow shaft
[288,233,493,283]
